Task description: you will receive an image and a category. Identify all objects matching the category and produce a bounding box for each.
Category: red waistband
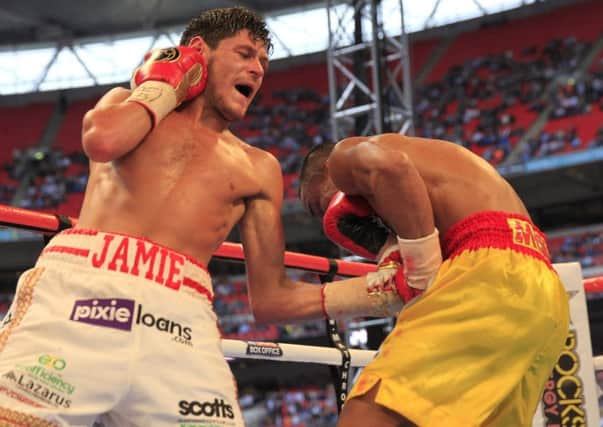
[441,211,551,267]
[38,228,213,303]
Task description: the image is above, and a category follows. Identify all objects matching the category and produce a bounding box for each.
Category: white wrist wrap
[126,81,179,128]
[397,228,442,290]
[322,275,403,320]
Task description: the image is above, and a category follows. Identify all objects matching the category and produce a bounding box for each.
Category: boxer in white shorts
[0,229,243,427]
[0,6,278,426]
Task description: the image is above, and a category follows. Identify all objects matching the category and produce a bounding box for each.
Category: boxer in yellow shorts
[299,134,570,426]
[348,211,568,426]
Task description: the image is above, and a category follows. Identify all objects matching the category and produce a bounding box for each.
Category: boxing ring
[0,203,601,426]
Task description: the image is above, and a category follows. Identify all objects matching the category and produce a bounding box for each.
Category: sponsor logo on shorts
[507,218,550,258]
[178,398,236,426]
[2,370,72,408]
[70,298,193,346]
[70,298,135,331]
[37,354,66,371]
[541,329,585,426]
[245,341,283,358]
[14,354,75,396]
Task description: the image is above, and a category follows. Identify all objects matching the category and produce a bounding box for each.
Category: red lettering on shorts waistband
[442,211,552,267]
[41,229,212,302]
[506,217,550,258]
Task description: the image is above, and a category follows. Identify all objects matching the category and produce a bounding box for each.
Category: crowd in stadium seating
[237,383,338,427]
[3,31,603,212]
[255,385,338,427]
[550,73,603,120]
[5,147,87,210]
[415,36,598,165]
[0,182,16,205]
[550,230,603,269]
[523,125,584,159]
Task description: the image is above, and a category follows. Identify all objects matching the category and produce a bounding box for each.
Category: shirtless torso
[78,109,270,266]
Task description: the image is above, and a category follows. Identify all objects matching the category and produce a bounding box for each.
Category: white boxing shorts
[0,228,244,427]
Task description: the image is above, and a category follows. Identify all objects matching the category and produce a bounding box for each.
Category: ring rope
[221,339,375,367]
[0,204,375,277]
[0,203,601,372]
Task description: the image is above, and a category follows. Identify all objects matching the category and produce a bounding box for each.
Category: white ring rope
[221,339,603,372]
[221,339,376,367]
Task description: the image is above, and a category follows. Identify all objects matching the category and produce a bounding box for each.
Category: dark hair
[180,7,273,54]
[298,142,336,197]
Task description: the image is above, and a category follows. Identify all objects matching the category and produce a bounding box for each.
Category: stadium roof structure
[0,0,323,46]
[2,0,577,96]
[1,0,578,47]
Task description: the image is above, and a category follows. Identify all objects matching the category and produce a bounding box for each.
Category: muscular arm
[82,87,152,162]
[328,135,435,239]
[239,152,323,323]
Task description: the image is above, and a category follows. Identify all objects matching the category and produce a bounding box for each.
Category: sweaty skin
[79,30,323,323]
[303,133,529,240]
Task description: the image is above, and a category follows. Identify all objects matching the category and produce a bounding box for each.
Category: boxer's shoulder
[227,132,280,168]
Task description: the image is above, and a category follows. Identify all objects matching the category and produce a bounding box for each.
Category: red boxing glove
[127,46,207,127]
[322,191,392,260]
[320,213,426,319]
[320,246,421,320]
[369,250,423,304]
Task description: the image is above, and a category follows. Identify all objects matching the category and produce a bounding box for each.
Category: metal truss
[326,0,414,140]
[1,29,179,94]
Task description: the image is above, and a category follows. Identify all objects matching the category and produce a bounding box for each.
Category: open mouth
[235,84,253,98]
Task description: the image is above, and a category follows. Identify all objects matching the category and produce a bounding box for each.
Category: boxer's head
[299,142,338,217]
[180,7,272,121]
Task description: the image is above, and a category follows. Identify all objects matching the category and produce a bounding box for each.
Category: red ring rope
[2,203,603,291]
[0,204,376,277]
[584,277,603,294]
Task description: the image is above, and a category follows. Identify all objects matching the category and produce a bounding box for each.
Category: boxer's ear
[187,36,208,54]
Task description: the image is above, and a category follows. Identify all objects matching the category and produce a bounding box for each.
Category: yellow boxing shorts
[347,211,570,427]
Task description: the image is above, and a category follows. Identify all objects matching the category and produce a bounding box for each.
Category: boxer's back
[356,134,530,234]
[77,111,263,264]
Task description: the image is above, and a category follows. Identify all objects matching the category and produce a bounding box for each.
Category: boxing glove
[322,191,392,260]
[366,248,423,305]
[127,46,207,127]
[320,241,421,319]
